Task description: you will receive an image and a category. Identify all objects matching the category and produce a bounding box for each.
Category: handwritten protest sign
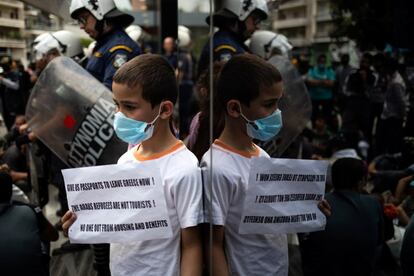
[239,157,328,234]
[62,162,172,243]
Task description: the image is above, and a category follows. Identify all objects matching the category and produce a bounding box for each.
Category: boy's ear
[226,100,241,118]
[159,101,174,119]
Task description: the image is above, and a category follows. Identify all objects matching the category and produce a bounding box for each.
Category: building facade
[272,0,339,48]
[0,0,66,64]
[0,0,25,62]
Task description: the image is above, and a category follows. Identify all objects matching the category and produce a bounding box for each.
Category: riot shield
[26,56,127,167]
[258,56,312,157]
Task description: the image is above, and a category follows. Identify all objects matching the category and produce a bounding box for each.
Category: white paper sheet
[239,157,328,234]
[62,162,172,243]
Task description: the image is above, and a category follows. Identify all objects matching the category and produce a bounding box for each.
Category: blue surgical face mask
[113,109,160,145]
[240,108,283,141]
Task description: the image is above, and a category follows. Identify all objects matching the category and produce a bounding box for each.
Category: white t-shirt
[110,141,203,276]
[201,140,288,276]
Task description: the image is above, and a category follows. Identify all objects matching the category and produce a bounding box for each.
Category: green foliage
[7,31,22,40]
[329,0,393,50]
[80,37,94,48]
[192,34,209,59]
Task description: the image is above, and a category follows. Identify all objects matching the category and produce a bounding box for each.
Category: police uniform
[87,29,141,90]
[198,29,248,76]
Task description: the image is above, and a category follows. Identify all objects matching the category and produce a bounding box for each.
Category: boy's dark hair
[332,158,366,190]
[216,54,282,110]
[113,54,178,107]
[0,171,13,203]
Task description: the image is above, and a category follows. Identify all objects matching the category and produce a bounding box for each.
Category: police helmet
[209,0,270,25]
[249,30,292,59]
[34,30,83,60]
[178,25,191,48]
[70,0,134,27]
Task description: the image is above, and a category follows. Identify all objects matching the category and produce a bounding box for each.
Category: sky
[114,0,210,13]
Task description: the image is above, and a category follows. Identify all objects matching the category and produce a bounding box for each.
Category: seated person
[4,115,26,146]
[300,158,384,276]
[0,171,58,275]
[401,215,414,276]
[368,137,414,193]
[387,175,414,226]
[1,144,29,192]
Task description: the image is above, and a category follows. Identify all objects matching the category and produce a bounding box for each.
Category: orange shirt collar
[213,139,260,158]
[134,141,184,161]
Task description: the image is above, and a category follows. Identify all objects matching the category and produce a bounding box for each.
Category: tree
[330,0,413,51]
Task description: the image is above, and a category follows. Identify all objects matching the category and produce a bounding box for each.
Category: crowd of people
[0,0,413,275]
[300,51,413,159]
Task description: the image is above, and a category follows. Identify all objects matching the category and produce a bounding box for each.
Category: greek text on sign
[239,157,328,234]
[62,162,172,243]
[67,97,115,167]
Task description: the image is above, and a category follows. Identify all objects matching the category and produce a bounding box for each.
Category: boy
[62,54,203,275]
[201,54,328,275]
[201,54,287,275]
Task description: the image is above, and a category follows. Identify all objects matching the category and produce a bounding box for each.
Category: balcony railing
[316,13,332,22]
[0,37,25,48]
[279,0,306,10]
[0,0,24,9]
[288,37,309,47]
[0,17,24,28]
[25,22,59,31]
[273,18,308,29]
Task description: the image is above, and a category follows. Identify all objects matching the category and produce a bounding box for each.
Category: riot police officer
[70,0,141,89]
[198,0,269,76]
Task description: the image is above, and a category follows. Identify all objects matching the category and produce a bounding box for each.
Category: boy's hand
[318,199,331,217]
[19,123,29,134]
[61,211,77,237]
[398,175,413,187]
[28,131,37,141]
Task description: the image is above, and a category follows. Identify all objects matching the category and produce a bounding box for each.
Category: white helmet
[70,0,133,26]
[222,0,269,21]
[249,30,292,60]
[34,34,58,60]
[31,33,53,62]
[53,30,83,58]
[70,0,113,20]
[178,25,191,48]
[125,25,143,42]
[34,30,83,60]
[178,25,191,35]
[33,32,52,47]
